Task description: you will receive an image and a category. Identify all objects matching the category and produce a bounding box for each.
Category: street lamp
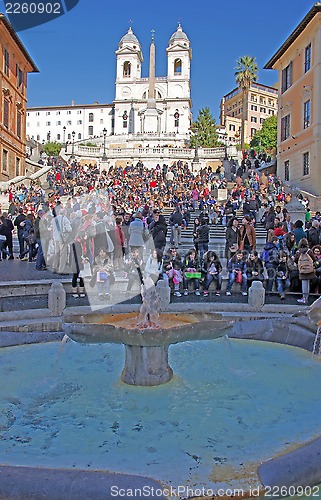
[71,130,76,159]
[102,127,107,161]
[193,128,199,162]
[223,131,228,160]
[63,126,66,150]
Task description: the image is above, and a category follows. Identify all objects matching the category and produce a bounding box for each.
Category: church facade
[26,25,192,145]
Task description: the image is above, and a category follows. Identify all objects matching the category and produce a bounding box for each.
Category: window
[88,126,93,135]
[229,124,236,131]
[57,121,61,125]
[251,94,257,102]
[89,113,94,122]
[268,110,275,115]
[282,62,292,93]
[36,134,40,141]
[16,113,22,138]
[77,110,82,114]
[281,114,290,141]
[46,121,51,126]
[284,160,290,181]
[2,149,8,171]
[56,111,60,115]
[57,134,61,140]
[37,122,40,127]
[303,152,310,176]
[305,43,311,73]
[16,65,24,88]
[46,111,51,115]
[251,116,257,123]
[3,99,9,128]
[67,110,71,115]
[251,105,257,111]
[4,49,9,76]
[68,133,71,140]
[251,128,256,137]
[174,110,179,128]
[260,118,265,124]
[174,58,182,74]
[100,119,103,124]
[77,120,82,125]
[260,97,266,105]
[303,100,311,129]
[78,133,81,140]
[123,61,131,77]
[36,112,40,116]
[67,120,72,125]
[260,107,266,113]
[15,157,20,177]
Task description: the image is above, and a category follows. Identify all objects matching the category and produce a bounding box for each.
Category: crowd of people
[0,154,320,305]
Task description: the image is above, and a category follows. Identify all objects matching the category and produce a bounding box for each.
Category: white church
[27,24,193,147]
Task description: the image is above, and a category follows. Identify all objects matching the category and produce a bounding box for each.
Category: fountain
[63,277,233,386]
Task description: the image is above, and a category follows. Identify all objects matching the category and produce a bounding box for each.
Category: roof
[264,3,321,69]
[0,13,39,72]
[119,27,140,47]
[169,24,189,45]
[27,103,113,111]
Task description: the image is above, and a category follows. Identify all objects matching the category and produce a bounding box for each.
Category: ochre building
[0,13,38,182]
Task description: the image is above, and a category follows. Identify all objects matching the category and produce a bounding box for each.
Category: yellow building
[0,13,38,182]
[220,82,278,145]
[265,3,321,196]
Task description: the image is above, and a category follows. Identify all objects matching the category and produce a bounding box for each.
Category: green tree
[234,55,258,148]
[250,115,277,154]
[190,108,219,148]
[43,142,62,157]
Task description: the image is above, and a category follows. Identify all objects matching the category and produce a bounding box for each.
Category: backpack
[298,252,314,274]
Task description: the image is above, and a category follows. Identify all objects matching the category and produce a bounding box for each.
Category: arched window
[174,58,182,74]
[123,61,131,77]
[89,113,94,122]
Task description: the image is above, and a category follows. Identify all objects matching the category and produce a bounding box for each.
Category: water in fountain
[312,325,321,355]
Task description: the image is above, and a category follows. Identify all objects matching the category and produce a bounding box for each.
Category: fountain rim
[0,304,320,496]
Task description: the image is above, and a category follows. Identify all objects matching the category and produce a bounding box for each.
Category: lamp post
[223,131,228,160]
[193,128,199,162]
[71,130,75,159]
[102,127,107,161]
[63,126,66,150]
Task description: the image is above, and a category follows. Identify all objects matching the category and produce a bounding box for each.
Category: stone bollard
[248,280,265,310]
[156,280,171,311]
[48,281,66,317]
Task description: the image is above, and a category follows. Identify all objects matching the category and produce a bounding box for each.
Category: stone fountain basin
[63,312,233,347]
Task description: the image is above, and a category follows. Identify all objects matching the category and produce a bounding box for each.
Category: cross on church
[128,19,133,27]
[178,17,182,27]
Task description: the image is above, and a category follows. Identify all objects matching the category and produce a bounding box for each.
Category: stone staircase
[161,207,267,258]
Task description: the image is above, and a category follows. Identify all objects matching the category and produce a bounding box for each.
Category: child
[163,247,183,297]
[93,248,113,301]
[226,251,248,296]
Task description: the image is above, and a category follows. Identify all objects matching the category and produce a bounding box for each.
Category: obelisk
[142,30,160,133]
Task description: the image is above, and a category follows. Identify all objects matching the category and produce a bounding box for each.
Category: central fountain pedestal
[63,311,232,386]
[122,345,173,386]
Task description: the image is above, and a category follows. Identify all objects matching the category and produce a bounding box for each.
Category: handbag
[185,268,201,279]
[0,235,6,241]
[235,270,243,283]
[80,261,92,278]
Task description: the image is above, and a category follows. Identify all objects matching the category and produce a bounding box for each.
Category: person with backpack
[294,238,316,304]
[261,236,280,293]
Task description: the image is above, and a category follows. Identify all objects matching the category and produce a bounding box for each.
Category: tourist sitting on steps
[202,251,222,296]
[225,250,248,296]
[182,248,202,296]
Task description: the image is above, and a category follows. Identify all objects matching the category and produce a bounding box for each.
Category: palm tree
[235,56,258,148]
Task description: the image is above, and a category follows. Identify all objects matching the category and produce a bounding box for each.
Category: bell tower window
[174,58,182,75]
[123,61,131,77]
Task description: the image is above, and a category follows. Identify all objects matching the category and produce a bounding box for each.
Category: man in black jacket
[149,211,168,252]
[307,220,320,248]
[14,208,26,259]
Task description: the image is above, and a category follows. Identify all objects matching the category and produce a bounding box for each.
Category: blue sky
[0,0,312,121]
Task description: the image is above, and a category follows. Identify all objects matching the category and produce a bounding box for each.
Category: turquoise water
[0,338,321,491]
